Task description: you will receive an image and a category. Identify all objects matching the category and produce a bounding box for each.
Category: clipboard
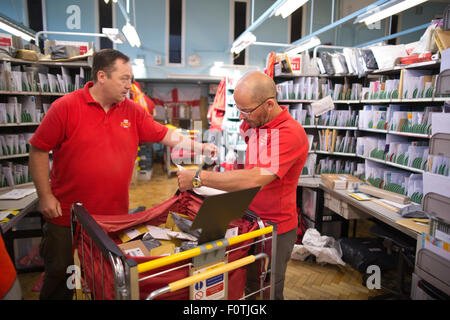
[190,187,260,244]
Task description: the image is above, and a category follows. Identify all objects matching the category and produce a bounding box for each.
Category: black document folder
[190,187,260,244]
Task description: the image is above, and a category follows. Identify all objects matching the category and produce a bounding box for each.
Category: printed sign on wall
[66,5,81,30]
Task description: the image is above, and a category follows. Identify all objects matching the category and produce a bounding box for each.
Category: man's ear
[266,98,276,111]
[97,70,106,84]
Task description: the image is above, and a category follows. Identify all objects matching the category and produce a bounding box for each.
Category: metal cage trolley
[70,202,277,300]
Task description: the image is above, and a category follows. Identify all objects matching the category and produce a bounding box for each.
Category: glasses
[235,96,275,117]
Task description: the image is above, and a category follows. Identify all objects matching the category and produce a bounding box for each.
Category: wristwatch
[192,168,202,188]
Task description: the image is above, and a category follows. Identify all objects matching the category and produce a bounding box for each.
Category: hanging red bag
[207,78,226,131]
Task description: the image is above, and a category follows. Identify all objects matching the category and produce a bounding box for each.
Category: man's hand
[38,193,62,219]
[177,169,197,192]
[202,143,218,159]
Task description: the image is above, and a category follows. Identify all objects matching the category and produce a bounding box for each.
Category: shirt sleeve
[135,103,168,143]
[29,98,66,151]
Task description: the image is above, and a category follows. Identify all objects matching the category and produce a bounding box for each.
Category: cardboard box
[16,49,38,61]
[321,174,363,190]
[150,243,175,256]
[118,240,151,257]
[118,224,150,243]
[324,192,368,219]
[435,28,450,53]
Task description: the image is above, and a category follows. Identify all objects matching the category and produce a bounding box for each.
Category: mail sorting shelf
[70,202,276,300]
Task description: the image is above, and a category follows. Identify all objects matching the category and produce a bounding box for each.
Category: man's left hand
[177,169,197,192]
[202,143,218,159]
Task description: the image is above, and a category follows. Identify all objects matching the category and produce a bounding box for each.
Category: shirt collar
[82,81,123,109]
[260,106,290,129]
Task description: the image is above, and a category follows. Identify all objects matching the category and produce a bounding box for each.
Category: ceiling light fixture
[122,22,141,47]
[0,13,35,42]
[284,36,321,55]
[101,27,126,44]
[274,0,309,19]
[355,0,429,25]
[230,32,256,54]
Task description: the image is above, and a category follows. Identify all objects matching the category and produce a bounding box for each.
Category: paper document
[176,164,227,196]
[311,95,334,117]
[144,226,172,241]
[378,198,410,210]
[0,188,36,200]
[348,192,373,201]
[371,199,400,212]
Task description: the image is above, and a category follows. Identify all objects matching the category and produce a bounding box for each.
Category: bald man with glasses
[177,71,309,300]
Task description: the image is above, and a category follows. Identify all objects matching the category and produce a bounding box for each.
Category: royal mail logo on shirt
[120,119,131,128]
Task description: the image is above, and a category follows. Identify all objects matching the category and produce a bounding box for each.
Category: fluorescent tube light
[230,32,256,54]
[0,21,33,42]
[0,13,35,42]
[284,36,321,55]
[274,0,309,19]
[355,0,429,26]
[102,27,125,44]
[122,22,141,47]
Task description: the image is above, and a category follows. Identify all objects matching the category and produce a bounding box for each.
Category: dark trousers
[39,222,74,300]
[246,227,297,300]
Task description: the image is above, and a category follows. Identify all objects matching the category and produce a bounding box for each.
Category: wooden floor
[18,162,384,300]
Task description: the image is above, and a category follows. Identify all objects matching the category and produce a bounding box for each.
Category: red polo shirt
[240,108,308,234]
[30,82,168,226]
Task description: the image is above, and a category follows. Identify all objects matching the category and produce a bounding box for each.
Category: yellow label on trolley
[189,259,228,300]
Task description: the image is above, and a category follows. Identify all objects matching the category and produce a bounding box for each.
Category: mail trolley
[69,190,277,300]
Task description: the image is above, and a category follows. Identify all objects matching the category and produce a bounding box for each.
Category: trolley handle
[137,225,273,274]
[145,253,268,300]
[71,203,124,258]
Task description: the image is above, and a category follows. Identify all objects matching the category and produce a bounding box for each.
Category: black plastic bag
[338,237,396,273]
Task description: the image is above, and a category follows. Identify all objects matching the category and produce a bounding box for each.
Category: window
[289,6,304,43]
[98,0,113,49]
[27,0,43,47]
[27,0,43,32]
[232,0,248,65]
[167,0,185,65]
[387,15,399,45]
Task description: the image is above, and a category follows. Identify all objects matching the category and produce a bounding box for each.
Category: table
[0,192,39,234]
[0,189,42,273]
[298,176,420,239]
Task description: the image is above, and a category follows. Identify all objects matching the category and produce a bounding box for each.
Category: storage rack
[275,45,449,204]
[0,56,92,191]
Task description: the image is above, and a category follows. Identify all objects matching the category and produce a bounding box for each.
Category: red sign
[79,46,88,55]
[290,56,302,72]
[194,291,204,300]
[0,37,12,48]
[206,282,224,297]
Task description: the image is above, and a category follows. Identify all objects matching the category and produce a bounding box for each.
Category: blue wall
[43,0,97,43]
[0,0,447,79]
[0,0,26,25]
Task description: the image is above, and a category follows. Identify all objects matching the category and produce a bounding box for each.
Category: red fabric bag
[74,191,259,300]
[207,78,226,131]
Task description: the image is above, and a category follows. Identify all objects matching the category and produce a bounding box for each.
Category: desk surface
[298,176,419,239]
[0,191,39,234]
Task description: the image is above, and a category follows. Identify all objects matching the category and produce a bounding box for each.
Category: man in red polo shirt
[177,71,309,300]
[29,49,216,300]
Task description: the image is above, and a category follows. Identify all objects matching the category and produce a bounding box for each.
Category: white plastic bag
[291,228,346,266]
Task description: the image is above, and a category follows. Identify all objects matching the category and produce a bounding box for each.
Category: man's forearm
[200,167,274,192]
[161,129,203,153]
[29,147,52,198]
